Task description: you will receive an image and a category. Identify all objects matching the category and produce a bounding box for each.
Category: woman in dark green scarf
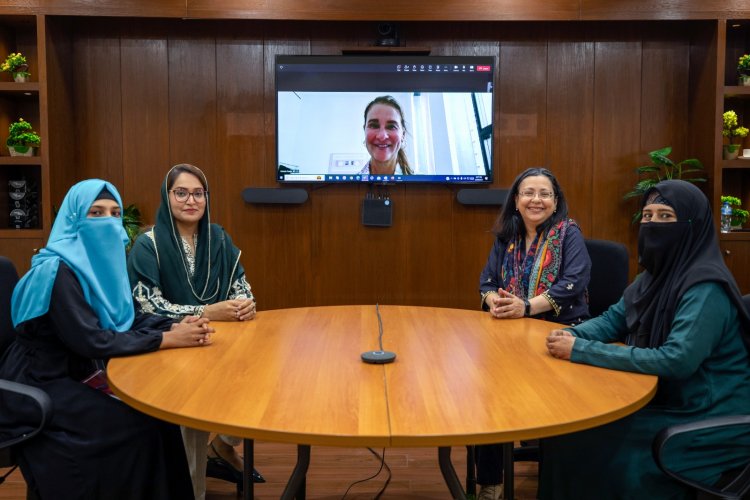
[127,163,263,499]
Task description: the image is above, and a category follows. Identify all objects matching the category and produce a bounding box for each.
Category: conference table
[107,305,657,500]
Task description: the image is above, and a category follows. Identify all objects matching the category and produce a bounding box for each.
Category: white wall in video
[277,91,492,176]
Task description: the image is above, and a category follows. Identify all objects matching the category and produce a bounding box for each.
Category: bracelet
[480,290,499,310]
[523,298,531,317]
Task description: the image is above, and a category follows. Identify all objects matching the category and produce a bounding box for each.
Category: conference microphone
[361,303,397,364]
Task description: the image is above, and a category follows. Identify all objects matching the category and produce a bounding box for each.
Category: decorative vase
[723,144,741,160]
[8,145,34,157]
[12,73,27,83]
[741,74,750,87]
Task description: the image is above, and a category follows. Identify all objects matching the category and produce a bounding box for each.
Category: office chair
[0,256,51,499]
[466,239,630,495]
[651,294,750,500]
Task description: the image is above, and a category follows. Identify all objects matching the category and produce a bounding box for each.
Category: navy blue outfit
[475,224,591,486]
[479,224,591,325]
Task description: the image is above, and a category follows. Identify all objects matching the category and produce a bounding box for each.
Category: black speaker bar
[242,187,308,205]
[456,188,508,206]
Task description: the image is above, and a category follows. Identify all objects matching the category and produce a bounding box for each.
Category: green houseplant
[624,146,706,223]
[721,195,749,228]
[122,203,143,251]
[722,110,748,159]
[6,118,41,156]
[1,52,30,82]
[739,54,750,86]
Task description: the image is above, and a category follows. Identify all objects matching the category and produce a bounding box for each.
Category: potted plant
[1,52,30,82]
[722,110,749,160]
[624,146,706,223]
[721,195,749,229]
[739,54,750,86]
[123,203,143,251]
[6,118,41,156]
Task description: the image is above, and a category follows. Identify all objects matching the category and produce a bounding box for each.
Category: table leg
[465,445,476,496]
[281,444,311,500]
[243,439,254,500]
[503,442,514,500]
[437,447,468,500]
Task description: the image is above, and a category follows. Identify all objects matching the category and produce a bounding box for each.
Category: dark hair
[363,95,413,175]
[492,167,568,241]
[167,163,208,191]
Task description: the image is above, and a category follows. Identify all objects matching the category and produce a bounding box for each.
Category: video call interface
[275,55,495,184]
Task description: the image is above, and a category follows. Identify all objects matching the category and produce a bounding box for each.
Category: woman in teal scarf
[1,179,213,499]
[127,164,261,499]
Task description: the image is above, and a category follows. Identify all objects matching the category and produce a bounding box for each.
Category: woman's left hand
[235,298,256,321]
[490,289,525,319]
[546,329,575,360]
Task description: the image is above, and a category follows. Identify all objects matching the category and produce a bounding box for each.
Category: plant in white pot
[6,118,41,156]
[722,110,748,160]
[1,52,30,82]
[739,54,750,86]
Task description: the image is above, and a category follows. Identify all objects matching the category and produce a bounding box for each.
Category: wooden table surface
[108,304,657,449]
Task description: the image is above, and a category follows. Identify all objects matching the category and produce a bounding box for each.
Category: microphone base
[361,351,397,364]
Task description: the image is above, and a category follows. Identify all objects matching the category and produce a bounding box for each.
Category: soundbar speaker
[456,188,508,206]
[242,187,308,205]
[362,198,392,227]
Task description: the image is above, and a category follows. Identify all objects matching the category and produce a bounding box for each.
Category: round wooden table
[108,305,657,499]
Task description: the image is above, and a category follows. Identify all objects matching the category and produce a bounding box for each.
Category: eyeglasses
[170,189,207,202]
[519,190,555,200]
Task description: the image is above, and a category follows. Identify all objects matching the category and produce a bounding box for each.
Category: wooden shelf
[0,156,41,165]
[0,82,39,94]
[0,229,43,238]
[719,231,750,241]
[723,159,750,168]
[724,86,750,97]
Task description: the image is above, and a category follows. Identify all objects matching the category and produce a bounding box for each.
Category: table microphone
[361,303,396,364]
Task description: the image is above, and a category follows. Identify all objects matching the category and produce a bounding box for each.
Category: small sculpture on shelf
[720,195,749,231]
[722,110,748,160]
[1,52,30,82]
[739,54,750,86]
[8,177,39,229]
[6,118,40,157]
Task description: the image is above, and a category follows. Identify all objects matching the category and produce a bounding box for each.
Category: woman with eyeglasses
[474,167,591,500]
[126,164,263,500]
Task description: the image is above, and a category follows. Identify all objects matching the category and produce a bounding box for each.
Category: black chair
[584,238,630,317]
[651,294,750,500]
[0,256,51,499]
[466,238,631,496]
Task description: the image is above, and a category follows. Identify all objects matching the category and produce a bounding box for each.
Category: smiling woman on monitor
[360,95,413,176]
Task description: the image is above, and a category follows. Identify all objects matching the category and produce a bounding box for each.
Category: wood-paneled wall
[45,18,714,310]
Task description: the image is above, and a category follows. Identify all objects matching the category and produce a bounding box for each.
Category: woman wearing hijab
[0,179,213,500]
[543,180,750,499]
[127,163,262,499]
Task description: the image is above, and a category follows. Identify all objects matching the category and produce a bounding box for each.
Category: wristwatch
[523,298,531,317]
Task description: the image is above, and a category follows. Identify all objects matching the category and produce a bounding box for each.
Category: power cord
[340,447,392,499]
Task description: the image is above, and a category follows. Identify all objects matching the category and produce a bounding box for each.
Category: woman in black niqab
[622,179,750,350]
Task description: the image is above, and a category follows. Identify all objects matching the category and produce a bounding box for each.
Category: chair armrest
[652,415,750,500]
[0,379,52,449]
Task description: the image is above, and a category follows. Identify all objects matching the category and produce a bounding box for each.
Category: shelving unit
[719,20,750,292]
[0,14,49,273]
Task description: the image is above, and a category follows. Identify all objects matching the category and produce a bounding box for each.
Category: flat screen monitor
[275,55,495,184]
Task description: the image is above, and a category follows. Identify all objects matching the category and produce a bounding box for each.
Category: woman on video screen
[359,95,414,176]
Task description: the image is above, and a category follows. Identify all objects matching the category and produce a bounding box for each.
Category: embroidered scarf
[501,219,575,300]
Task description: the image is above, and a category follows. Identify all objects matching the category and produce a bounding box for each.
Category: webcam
[375,22,400,47]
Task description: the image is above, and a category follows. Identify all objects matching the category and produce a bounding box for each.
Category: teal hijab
[127,164,241,306]
[11,179,135,331]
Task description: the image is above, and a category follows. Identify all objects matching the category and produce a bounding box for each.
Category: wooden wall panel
[120,24,169,219]
[56,19,713,310]
[591,26,642,274]
[72,24,123,187]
